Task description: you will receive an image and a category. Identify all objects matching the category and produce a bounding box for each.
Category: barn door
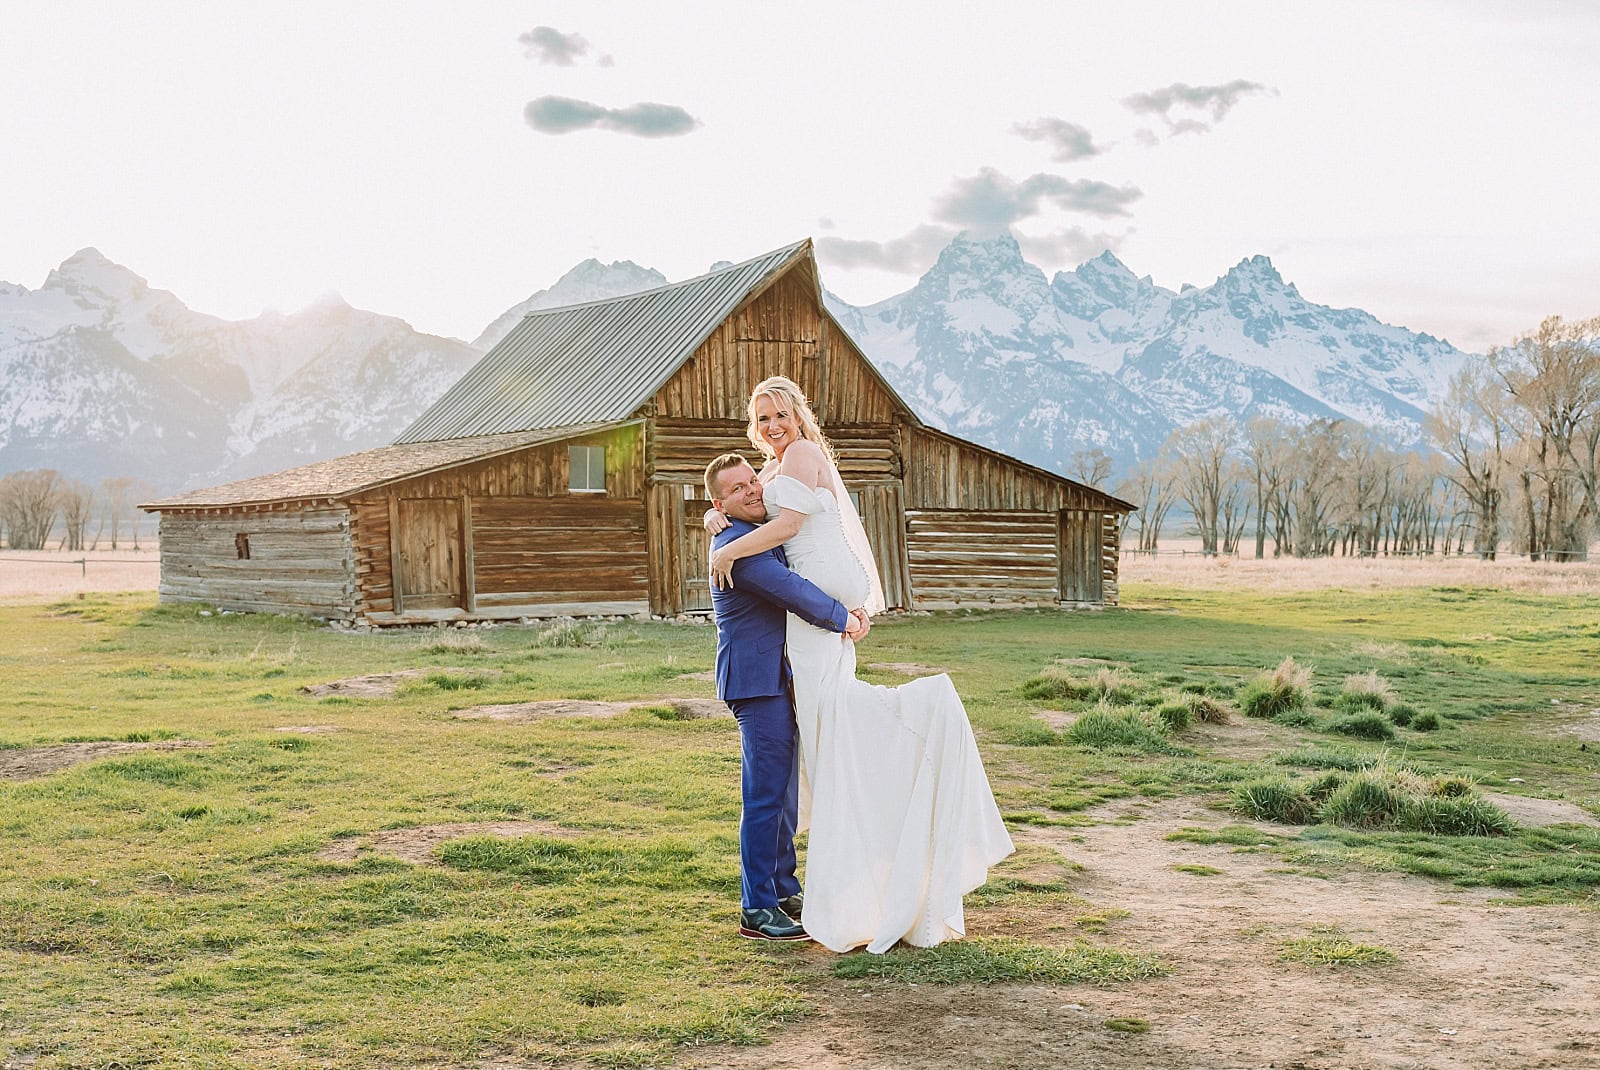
[854,482,909,610]
[396,498,464,611]
[679,483,714,612]
[1059,510,1104,603]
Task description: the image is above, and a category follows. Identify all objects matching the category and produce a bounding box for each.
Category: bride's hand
[702,508,729,535]
[709,546,736,589]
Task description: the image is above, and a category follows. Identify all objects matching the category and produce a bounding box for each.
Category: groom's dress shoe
[739,907,809,941]
[777,893,803,921]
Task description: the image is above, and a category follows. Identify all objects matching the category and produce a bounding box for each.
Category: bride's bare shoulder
[778,440,828,488]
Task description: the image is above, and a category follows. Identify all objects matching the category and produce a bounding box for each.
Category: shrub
[1410,711,1443,732]
[1272,709,1320,728]
[1005,722,1061,746]
[1321,772,1404,828]
[1429,775,1474,798]
[1399,795,1514,836]
[1388,702,1418,727]
[1305,770,1348,802]
[1184,694,1233,724]
[1233,777,1317,824]
[529,620,609,648]
[1063,704,1172,753]
[1327,714,1395,741]
[1237,656,1313,718]
[1023,666,1140,704]
[1155,702,1192,732]
[1336,671,1396,712]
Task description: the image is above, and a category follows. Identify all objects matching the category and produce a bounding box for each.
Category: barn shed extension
[144,239,1133,623]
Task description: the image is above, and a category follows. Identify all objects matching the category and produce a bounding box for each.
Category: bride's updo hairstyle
[746,375,835,462]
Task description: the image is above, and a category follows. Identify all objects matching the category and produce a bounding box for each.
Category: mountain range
[0,236,1473,491]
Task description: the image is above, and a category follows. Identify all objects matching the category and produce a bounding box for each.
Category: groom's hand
[844,609,871,641]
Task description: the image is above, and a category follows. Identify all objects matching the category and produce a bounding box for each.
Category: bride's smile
[754,394,801,457]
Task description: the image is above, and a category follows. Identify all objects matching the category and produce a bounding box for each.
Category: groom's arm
[730,551,852,634]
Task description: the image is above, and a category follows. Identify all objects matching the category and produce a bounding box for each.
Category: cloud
[519,26,593,66]
[931,168,1141,235]
[816,225,954,272]
[523,96,699,138]
[1016,227,1129,265]
[1013,118,1103,162]
[1122,79,1272,135]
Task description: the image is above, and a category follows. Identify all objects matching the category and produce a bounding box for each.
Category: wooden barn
[143,240,1133,623]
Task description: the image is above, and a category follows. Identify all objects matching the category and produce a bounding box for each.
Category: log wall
[157,506,356,617]
[349,426,648,619]
[904,510,1060,608]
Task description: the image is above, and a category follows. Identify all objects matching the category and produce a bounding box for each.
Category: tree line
[1072,315,1600,562]
[0,470,156,551]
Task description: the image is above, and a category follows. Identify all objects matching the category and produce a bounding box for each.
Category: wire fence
[1121,546,1597,562]
[0,555,159,577]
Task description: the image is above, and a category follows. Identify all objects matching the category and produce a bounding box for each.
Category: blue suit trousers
[727,692,803,910]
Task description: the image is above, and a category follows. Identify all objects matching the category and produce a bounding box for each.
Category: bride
[707,375,1014,953]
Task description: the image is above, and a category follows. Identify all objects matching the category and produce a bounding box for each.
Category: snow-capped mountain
[1,236,1473,493]
[472,258,666,351]
[0,251,660,490]
[827,231,1473,474]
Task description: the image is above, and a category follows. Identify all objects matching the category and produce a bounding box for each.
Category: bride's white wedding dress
[763,471,1014,954]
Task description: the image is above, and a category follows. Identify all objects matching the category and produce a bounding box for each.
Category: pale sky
[2,1,1595,354]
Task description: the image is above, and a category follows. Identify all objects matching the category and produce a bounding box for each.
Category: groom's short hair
[704,452,749,501]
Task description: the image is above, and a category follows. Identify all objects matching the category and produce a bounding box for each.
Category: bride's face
[753,393,802,458]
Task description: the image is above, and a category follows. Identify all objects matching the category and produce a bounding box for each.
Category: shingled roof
[396,239,814,444]
[142,422,629,510]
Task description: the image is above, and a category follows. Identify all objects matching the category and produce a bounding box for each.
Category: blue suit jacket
[711,518,851,702]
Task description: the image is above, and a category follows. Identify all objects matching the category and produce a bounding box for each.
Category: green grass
[830,937,1167,985]
[1279,929,1398,967]
[2,579,1598,1065]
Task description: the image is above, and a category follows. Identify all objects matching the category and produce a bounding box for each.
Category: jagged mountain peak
[43,248,164,308]
[471,257,667,351]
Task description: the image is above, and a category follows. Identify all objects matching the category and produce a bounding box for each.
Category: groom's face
[713,462,766,524]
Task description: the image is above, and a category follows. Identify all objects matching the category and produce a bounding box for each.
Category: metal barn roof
[142,422,629,510]
[395,239,814,444]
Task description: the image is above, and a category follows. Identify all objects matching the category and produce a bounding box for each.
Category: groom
[703,452,868,941]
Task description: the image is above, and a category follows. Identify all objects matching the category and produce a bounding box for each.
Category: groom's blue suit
[711,517,851,911]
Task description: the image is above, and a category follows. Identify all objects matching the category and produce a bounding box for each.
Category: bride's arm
[708,510,803,588]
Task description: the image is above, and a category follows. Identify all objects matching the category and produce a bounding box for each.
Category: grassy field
[2,577,1598,1068]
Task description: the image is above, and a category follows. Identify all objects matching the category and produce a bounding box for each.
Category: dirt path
[688,797,1600,1070]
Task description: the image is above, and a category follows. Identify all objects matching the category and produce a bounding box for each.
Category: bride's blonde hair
[746,375,835,462]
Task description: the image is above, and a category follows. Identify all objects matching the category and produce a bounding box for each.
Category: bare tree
[1241,417,1295,558]
[1116,457,1177,552]
[98,476,144,550]
[1289,419,1348,557]
[1067,448,1115,490]
[1163,417,1240,554]
[1490,315,1600,560]
[0,469,62,550]
[57,480,95,552]
[1427,359,1510,559]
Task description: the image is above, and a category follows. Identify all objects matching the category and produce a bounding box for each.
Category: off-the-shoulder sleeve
[763,474,824,514]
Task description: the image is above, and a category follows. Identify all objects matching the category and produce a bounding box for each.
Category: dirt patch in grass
[1482,792,1599,828]
[300,668,498,698]
[317,821,583,865]
[1550,706,1600,743]
[1183,714,1305,760]
[675,670,717,682]
[452,698,731,721]
[687,796,1600,1070]
[0,740,210,782]
[1030,708,1078,731]
[867,662,949,677]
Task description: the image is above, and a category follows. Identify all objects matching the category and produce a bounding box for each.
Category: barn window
[569,446,606,493]
[234,533,251,560]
